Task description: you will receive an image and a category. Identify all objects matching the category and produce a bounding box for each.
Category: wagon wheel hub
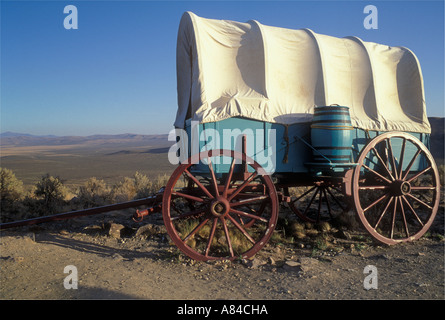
[209,197,230,217]
[390,180,411,196]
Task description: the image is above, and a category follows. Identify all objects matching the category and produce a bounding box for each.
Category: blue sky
[1,0,444,136]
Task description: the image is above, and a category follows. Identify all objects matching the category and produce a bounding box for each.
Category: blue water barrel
[310,105,353,166]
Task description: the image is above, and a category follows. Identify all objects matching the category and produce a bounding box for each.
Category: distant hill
[0,131,58,138]
[1,117,443,163]
[428,117,444,164]
[0,132,170,148]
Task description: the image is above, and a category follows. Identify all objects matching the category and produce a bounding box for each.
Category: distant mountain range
[0,132,170,147]
[1,117,444,162]
[0,132,59,138]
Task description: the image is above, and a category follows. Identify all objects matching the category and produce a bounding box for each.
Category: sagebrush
[0,169,171,222]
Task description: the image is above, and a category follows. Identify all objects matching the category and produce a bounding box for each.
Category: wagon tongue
[0,188,165,230]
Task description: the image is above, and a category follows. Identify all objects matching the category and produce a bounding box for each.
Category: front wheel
[162,149,279,261]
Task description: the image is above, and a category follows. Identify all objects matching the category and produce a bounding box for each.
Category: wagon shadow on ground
[35,231,175,262]
[33,202,444,266]
[50,282,142,299]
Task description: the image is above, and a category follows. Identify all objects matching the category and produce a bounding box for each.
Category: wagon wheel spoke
[321,188,334,220]
[207,158,219,197]
[228,183,270,227]
[221,217,234,258]
[352,132,440,245]
[370,145,395,181]
[359,186,389,190]
[183,218,210,243]
[399,196,410,238]
[162,149,278,261]
[290,186,317,203]
[386,138,399,180]
[226,214,256,244]
[315,187,324,222]
[205,218,218,257]
[401,195,424,227]
[401,148,422,181]
[184,169,214,199]
[363,193,389,213]
[303,187,319,216]
[398,138,407,178]
[406,166,432,183]
[410,186,436,190]
[230,195,269,208]
[362,164,392,184]
[222,158,236,197]
[390,196,398,239]
[405,193,433,210]
[230,207,269,223]
[325,186,347,211]
[228,172,258,201]
[317,187,332,221]
[286,184,347,223]
[172,191,205,203]
[232,199,268,228]
[373,196,393,230]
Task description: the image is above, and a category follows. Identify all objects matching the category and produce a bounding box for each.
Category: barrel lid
[314,104,350,110]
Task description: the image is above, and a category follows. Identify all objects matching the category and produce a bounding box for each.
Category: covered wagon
[164,12,440,260]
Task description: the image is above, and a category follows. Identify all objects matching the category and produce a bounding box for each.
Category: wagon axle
[209,198,230,217]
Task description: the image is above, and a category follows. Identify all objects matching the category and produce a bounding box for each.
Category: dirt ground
[1,207,444,305]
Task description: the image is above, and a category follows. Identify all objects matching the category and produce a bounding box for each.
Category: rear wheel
[352,132,440,245]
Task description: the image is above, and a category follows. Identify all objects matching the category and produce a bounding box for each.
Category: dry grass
[0,170,173,222]
[173,216,264,257]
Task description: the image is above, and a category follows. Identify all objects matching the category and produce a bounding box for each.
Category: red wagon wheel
[352,132,440,245]
[162,149,279,261]
[284,183,349,223]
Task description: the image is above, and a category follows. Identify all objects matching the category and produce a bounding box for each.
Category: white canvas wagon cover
[175,12,430,134]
